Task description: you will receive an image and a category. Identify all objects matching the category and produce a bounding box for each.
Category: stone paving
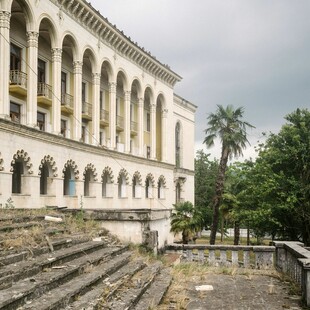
[158,266,306,310]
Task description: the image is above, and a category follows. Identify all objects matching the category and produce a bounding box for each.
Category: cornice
[0,119,175,170]
[173,93,197,113]
[50,0,182,87]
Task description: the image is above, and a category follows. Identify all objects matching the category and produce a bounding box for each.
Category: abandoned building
[0,0,196,248]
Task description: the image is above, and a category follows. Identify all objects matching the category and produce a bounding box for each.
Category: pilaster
[137,97,144,156]
[73,60,82,140]
[108,82,116,149]
[92,72,101,145]
[161,108,168,162]
[150,103,156,159]
[0,11,10,119]
[124,90,131,153]
[51,48,62,134]
[26,31,39,127]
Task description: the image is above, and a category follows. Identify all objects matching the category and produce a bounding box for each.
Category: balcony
[130,120,138,136]
[100,109,109,127]
[37,82,52,106]
[61,93,74,114]
[116,115,124,131]
[9,70,27,97]
[82,101,92,120]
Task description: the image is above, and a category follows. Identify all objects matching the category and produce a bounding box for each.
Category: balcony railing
[61,93,74,112]
[9,70,27,88]
[37,83,52,106]
[100,109,109,123]
[130,121,138,133]
[116,115,124,130]
[82,101,92,119]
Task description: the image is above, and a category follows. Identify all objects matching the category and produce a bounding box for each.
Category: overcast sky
[90,0,310,161]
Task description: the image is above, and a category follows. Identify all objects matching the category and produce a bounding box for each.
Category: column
[73,61,82,140]
[124,90,131,153]
[108,82,116,149]
[26,31,39,127]
[51,48,62,134]
[137,97,144,156]
[161,108,168,162]
[92,72,100,145]
[150,103,156,159]
[0,11,10,119]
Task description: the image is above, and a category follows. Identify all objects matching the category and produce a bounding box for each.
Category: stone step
[100,261,162,309]
[0,236,91,268]
[66,259,146,309]
[0,246,128,310]
[19,251,133,310]
[0,240,108,289]
[134,267,172,310]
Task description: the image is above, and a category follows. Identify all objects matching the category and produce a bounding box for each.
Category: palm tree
[170,201,204,244]
[204,105,254,244]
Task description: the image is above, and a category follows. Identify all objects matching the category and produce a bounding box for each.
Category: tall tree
[204,105,254,244]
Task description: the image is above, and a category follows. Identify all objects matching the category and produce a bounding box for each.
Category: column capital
[73,61,83,74]
[0,11,11,29]
[92,72,101,85]
[150,103,156,113]
[162,108,168,117]
[26,31,39,48]
[124,90,131,101]
[51,48,62,62]
[109,82,116,93]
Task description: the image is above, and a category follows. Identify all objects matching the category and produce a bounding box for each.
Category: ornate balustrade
[273,241,310,306]
[165,244,275,269]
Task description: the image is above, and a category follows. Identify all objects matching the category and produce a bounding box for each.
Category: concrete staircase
[0,209,172,310]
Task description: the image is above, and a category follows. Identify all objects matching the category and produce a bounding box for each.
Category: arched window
[118,174,127,198]
[175,122,181,168]
[63,167,75,196]
[132,172,142,198]
[40,163,49,195]
[102,167,114,198]
[84,169,91,196]
[12,160,23,194]
[145,175,154,199]
[157,176,166,199]
[175,182,181,204]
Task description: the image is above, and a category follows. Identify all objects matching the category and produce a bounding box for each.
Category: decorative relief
[10,149,33,174]
[39,155,58,177]
[118,168,129,184]
[0,11,11,29]
[132,171,142,185]
[26,32,39,48]
[146,173,155,186]
[102,166,114,183]
[62,159,79,179]
[0,153,4,171]
[83,163,98,181]
[158,175,166,187]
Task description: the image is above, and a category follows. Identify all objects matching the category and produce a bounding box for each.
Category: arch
[156,93,165,161]
[62,159,79,196]
[100,58,115,83]
[102,166,114,197]
[116,69,129,91]
[38,14,58,48]
[61,32,80,61]
[157,175,166,199]
[10,0,36,31]
[39,155,57,177]
[117,168,129,198]
[10,149,33,194]
[83,163,97,197]
[39,155,57,195]
[132,171,142,198]
[82,46,98,71]
[130,77,143,98]
[174,177,186,204]
[175,121,183,168]
[145,173,155,199]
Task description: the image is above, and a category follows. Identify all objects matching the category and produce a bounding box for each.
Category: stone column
[161,108,168,162]
[150,103,156,159]
[108,82,116,149]
[137,97,144,156]
[124,90,131,153]
[73,61,82,140]
[51,48,62,134]
[26,31,39,127]
[0,11,10,119]
[92,72,100,145]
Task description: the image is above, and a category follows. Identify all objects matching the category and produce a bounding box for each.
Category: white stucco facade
[0,0,196,248]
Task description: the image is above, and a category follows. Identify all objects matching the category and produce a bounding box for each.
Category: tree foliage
[170,201,204,244]
[204,105,254,244]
